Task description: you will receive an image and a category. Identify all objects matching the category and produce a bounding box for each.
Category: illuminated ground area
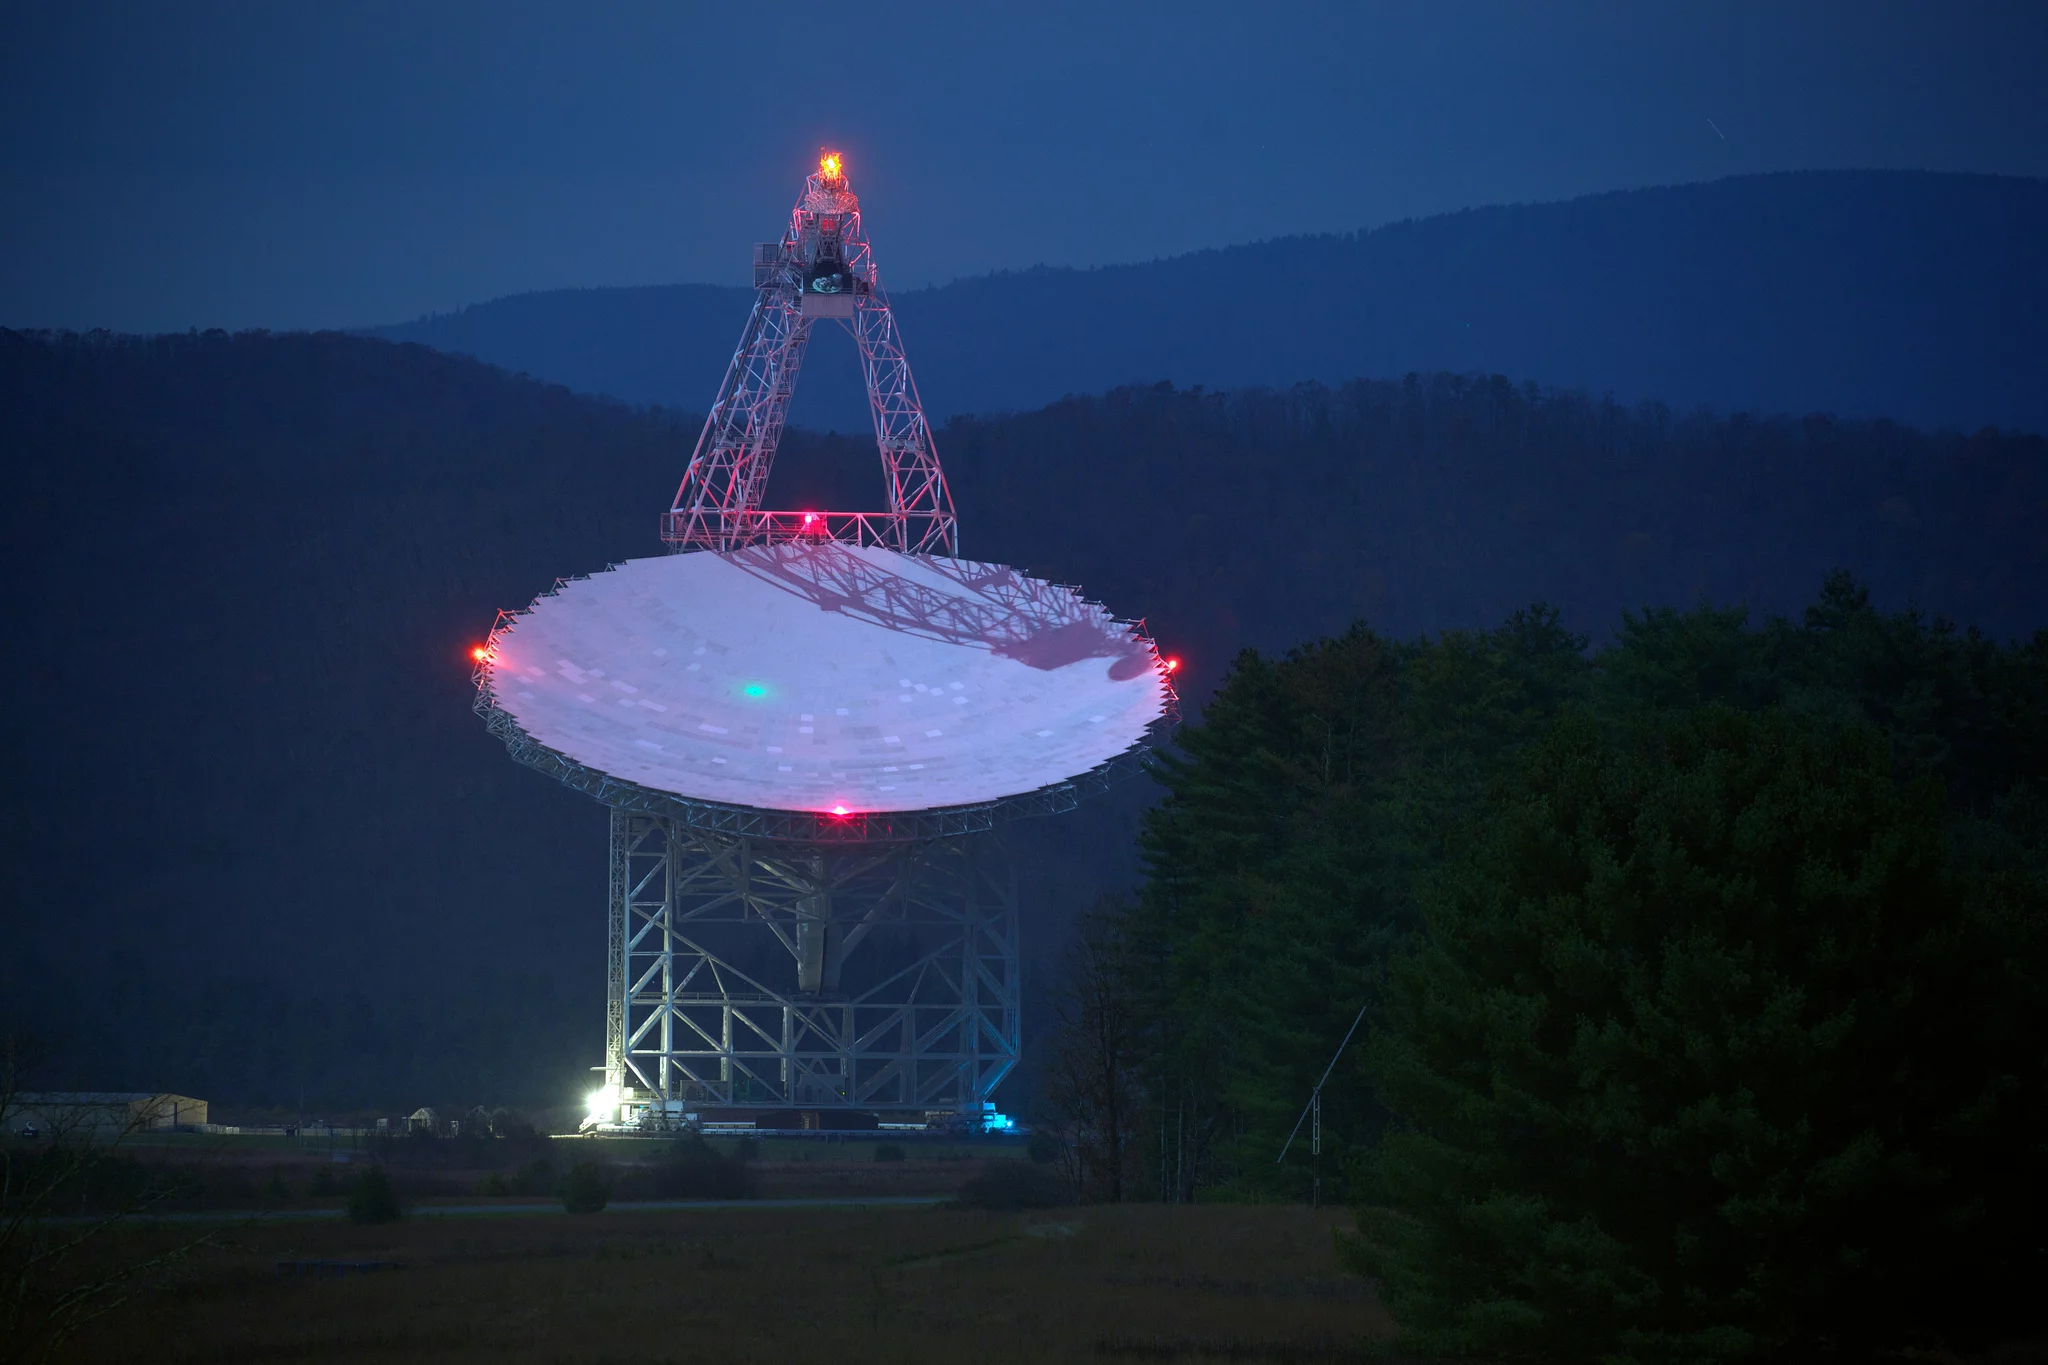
[67,1204,1385,1364]
[486,544,1168,814]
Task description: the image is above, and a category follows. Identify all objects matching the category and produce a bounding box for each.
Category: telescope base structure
[593,809,1019,1127]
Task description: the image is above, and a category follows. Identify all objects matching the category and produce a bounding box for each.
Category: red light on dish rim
[829,804,850,817]
[1164,656,1182,673]
[802,512,817,525]
[470,645,488,662]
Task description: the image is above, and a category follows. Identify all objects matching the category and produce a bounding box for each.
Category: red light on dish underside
[1163,656,1182,673]
[829,805,851,817]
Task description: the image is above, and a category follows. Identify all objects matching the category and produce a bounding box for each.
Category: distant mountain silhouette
[370,170,2048,436]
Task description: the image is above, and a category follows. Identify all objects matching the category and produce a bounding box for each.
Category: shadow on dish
[722,543,1155,679]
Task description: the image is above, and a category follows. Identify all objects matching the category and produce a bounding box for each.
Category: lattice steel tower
[475,151,1171,1135]
[662,149,957,556]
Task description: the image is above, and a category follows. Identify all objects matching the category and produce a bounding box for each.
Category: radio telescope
[474,151,1174,1132]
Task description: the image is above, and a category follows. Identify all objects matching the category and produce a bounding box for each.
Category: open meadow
[58,1202,1387,1365]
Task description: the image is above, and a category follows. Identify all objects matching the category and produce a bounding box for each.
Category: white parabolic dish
[483,543,1170,815]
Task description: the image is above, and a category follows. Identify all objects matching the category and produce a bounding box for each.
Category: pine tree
[1344,706,2045,1361]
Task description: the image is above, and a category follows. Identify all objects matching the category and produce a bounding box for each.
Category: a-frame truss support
[662,151,956,556]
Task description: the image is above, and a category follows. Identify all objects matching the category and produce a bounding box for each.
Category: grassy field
[59,1202,1390,1364]
[0,1132,1032,1208]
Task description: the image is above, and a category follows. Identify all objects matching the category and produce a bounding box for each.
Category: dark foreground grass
[58,1203,1390,1364]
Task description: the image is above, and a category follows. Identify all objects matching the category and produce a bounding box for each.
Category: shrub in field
[345,1166,400,1225]
[873,1143,907,1163]
[561,1160,609,1214]
[950,1160,1067,1210]
[644,1135,755,1199]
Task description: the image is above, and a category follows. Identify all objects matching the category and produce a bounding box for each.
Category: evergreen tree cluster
[1127,577,2046,1359]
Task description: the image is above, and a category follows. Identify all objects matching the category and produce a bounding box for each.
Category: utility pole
[1279,1000,1369,1202]
[1310,1089,1322,1208]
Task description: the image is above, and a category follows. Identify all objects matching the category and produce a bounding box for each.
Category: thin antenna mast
[1276,1000,1370,1183]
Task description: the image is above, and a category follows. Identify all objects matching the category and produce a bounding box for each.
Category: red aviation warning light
[470,645,488,662]
[818,150,844,182]
[1163,656,1182,674]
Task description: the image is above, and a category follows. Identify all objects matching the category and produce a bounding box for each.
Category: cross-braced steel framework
[662,152,956,556]
[604,812,1017,1114]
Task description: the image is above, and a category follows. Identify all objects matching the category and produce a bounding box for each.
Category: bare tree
[1040,899,1144,1202]
[0,1037,220,1365]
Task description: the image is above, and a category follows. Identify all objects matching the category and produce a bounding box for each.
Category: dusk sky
[4,0,2045,333]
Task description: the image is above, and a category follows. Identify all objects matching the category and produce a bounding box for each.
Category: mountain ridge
[368,170,2048,436]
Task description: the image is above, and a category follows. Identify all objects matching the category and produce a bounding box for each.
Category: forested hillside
[1083,584,2047,1357]
[945,378,2047,680]
[372,171,2048,436]
[1,327,2043,1112]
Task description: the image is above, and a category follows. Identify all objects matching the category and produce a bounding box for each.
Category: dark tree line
[1036,901,1144,1202]
[1038,575,2045,1358]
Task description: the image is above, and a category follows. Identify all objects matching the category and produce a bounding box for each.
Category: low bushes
[950,1160,1067,1211]
[345,1166,400,1224]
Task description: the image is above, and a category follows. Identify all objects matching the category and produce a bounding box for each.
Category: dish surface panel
[485,544,1166,813]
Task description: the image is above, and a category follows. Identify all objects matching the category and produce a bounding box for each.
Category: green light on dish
[741,683,768,698]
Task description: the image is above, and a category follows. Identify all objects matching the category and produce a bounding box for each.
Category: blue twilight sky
[2,0,2045,333]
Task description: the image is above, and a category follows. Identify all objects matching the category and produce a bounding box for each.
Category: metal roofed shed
[472,150,1176,1134]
